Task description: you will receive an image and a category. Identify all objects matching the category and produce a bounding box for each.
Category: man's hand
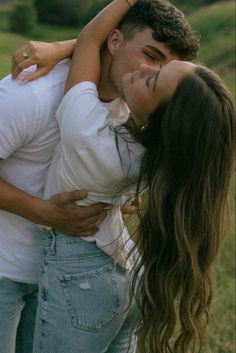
[0,176,107,237]
[41,190,108,236]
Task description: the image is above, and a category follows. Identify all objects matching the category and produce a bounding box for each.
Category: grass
[0,2,79,78]
[0,32,28,76]
[0,25,79,77]
[202,222,235,353]
[0,1,235,352]
[189,0,235,98]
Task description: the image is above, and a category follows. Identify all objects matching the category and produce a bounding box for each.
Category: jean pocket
[57,263,122,333]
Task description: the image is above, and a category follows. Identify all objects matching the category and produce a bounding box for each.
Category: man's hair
[118,0,200,60]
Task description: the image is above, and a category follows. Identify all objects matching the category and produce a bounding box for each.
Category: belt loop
[48,229,57,254]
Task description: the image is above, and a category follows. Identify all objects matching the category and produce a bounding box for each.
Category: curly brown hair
[118,0,200,60]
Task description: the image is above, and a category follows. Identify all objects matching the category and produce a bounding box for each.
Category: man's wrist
[21,197,51,225]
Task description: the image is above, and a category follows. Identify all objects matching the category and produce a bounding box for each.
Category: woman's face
[122,60,196,127]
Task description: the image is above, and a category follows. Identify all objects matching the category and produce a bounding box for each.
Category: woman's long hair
[131,65,235,353]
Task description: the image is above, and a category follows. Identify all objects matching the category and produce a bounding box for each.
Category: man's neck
[98,50,119,103]
[98,85,119,102]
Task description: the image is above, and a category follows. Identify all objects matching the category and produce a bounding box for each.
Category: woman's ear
[107,29,124,55]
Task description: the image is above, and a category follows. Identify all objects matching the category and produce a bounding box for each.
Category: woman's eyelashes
[146,75,153,88]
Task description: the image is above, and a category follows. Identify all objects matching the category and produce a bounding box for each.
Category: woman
[14,1,235,353]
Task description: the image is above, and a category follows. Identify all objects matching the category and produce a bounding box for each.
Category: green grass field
[0,2,79,77]
[0,1,235,352]
[189,0,235,99]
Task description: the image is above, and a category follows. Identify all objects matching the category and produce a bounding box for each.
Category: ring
[22,51,29,59]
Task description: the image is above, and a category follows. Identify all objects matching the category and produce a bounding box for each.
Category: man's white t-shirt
[0,61,69,283]
[0,62,137,283]
[44,82,145,268]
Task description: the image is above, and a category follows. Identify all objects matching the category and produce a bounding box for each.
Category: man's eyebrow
[146,45,166,60]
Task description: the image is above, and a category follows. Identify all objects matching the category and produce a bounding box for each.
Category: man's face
[108,27,179,97]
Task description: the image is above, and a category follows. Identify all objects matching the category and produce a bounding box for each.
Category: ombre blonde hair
[130,65,235,353]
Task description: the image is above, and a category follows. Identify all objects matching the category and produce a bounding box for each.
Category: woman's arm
[11,0,137,84]
[12,40,76,82]
[65,0,138,93]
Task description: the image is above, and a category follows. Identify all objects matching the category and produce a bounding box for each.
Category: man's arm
[0,176,107,236]
[0,72,107,236]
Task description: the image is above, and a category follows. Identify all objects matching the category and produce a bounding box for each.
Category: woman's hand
[121,201,137,220]
[11,40,76,82]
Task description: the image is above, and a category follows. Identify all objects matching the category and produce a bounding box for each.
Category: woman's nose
[139,63,160,78]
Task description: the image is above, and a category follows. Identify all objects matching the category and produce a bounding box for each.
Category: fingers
[72,210,107,237]
[59,190,108,214]
[121,204,136,214]
[81,203,108,216]
[121,203,137,219]
[11,41,54,81]
[77,210,107,229]
[12,43,32,78]
[20,67,53,83]
[78,228,99,237]
[53,190,88,203]
[48,190,110,235]
[12,58,53,83]
[12,57,36,79]
[50,190,108,216]
[59,210,107,237]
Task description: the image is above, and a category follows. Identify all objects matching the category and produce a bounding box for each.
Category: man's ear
[107,29,124,55]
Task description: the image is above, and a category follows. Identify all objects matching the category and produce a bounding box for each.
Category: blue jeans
[33,230,139,353]
[0,278,38,353]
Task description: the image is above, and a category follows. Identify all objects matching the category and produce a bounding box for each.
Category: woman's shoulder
[64,81,98,101]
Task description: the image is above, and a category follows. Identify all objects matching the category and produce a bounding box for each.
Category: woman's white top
[44,82,145,268]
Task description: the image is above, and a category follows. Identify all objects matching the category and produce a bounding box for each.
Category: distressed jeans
[0,278,38,353]
[33,230,139,353]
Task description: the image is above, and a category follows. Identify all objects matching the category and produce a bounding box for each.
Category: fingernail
[80,190,87,197]
[104,206,112,210]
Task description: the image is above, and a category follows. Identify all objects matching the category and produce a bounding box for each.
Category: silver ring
[22,51,29,59]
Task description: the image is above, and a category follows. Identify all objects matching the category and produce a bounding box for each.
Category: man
[0,1,200,352]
